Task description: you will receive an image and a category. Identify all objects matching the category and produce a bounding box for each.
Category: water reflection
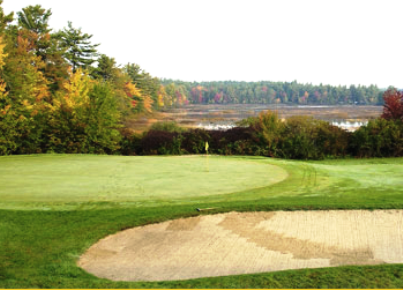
[196,119,368,132]
[330,120,368,131]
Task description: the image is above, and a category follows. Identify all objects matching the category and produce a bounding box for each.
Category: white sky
[3,0,403,88]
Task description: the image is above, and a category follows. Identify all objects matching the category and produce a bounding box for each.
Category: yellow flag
[205,141,209,152]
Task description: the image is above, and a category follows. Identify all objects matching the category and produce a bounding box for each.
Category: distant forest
[160,80,384,106]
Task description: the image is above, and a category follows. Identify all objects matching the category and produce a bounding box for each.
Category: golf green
[0,155,288,210]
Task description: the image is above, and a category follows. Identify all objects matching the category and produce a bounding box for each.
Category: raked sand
[78,210,403,281]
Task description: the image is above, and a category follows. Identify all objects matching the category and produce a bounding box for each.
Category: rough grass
[1,154,403,288]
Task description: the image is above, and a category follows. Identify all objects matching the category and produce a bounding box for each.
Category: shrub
[181,129,210,154]
[316,122,351,158]
[350,118,403,158]
[251,111,284,157]
[119,128,142,155]
[121,111,403,160]
[278,116,321,159]
[277,116,351,160]
[209,127,256,155]
[140,130,181,155]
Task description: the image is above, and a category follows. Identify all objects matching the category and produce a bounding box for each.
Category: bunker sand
[78,210,403,281]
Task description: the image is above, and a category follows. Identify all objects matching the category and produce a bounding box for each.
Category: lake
[129,104,383,132]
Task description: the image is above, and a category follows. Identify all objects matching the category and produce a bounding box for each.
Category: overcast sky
[2,0,403,88]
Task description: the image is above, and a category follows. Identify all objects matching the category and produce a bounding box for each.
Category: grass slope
[1,155,403,288]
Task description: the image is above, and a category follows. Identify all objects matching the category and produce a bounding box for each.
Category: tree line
[160,79,384,105]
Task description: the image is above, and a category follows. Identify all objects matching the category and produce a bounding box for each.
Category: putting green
[0,155,288,210]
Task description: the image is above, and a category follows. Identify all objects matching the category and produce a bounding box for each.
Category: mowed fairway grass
[1,154,403,288]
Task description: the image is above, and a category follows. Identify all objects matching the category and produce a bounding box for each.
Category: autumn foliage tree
[1,24,52,154]
[47,69,121,153]
[381,88,403,121]
[0,36,13,155]
[16,5,69,92]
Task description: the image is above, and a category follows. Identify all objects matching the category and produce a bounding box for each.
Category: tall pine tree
[17,5,69,91]
[91,54,118,81]
[57,21,99,73]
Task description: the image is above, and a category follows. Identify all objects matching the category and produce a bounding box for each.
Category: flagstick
[207,150,209,172]
[205,141,209,172]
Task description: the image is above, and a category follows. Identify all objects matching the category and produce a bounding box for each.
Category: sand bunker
[78,210,403,281]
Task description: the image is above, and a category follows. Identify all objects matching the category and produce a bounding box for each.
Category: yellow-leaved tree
[124,81,154,113]
[143,95,154,113]
[157,85,167,108]
[0,36,11,154]
[52,68,91,112]
[1,28,52,154]
[48,68,92,152]
[48,68,121,153]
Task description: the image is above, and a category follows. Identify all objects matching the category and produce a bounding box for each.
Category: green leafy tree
[85,82,122,153]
